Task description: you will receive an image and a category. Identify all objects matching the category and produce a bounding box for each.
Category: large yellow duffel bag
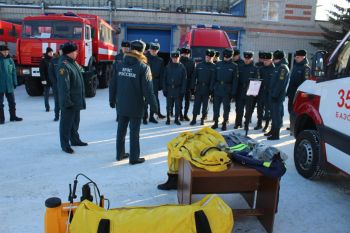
[70,194,233,233]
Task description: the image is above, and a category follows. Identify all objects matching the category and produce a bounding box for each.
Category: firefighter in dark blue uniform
[57,42,88,154]
[109,40,158,164]
[115,41,130,64]
[267,50,290,140]
[143,43,165,124]
[211,48,239,131]
[179,47,195,121]
[234,51,259,129]
[163,51,187,125]
[190,49,215,125]
[260,52,275,132]
[286,49,310,130]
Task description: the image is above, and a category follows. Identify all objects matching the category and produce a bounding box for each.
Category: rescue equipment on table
[223,132,288,178]
[167,127,231,173]
[44,174,234,233]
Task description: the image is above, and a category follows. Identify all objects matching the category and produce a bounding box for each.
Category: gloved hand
[41,80,47,85]
[110,102,116,108]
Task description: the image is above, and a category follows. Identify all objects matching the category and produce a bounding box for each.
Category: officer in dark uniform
[232,49,244,66]
[163,51,187,125]
[260,52,275,132]
[286,49,310,130]
[211,48,238,131]
[40,47,54,112]
[213,51,221,63]
[252,51,266,130]
[57,42,87,154]
[267,50,290,140]
[0,45,22,124]
[115,41,130,64]
[48,45,63,121]
[190,49,215,125]
[179,47,195,121]
[236,51,259,131]
[109,40,157,164]
[143,42,165,124]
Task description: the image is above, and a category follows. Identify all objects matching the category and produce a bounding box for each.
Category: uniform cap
[215,51,220,57]
[223,48,233,58]
[150,42,160,50]
[243,51,254,59]
[62,42,78,54]
[295,49,307,57]
[121,41,130,48]
[130,40,146,52]
[273,50,285,60]
[180,47,191,54]
[170,51,180,58]
[0,45,10,51]
[233,49,240,56]
[258,51,265,59]
[263,52,273,59]
[46,47,53,54]
[205,49,215,57]
[145,42,150,51]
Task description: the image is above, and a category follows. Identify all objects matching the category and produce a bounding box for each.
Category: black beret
[273,50,285,60]
[46,47,53,54]
[180,47,191,54]
[121,41,130,48]
[170,51,180,58]
[258,51,265,59]
[243,51,254,59]
[233,49,240,56]
[215,51,220,57]
[145,43,150,51]
[295,49,307,56]
[0,45,10,51]
[223,48,233,58]
[263,52,273,59]
[62,42,78,54]
[150,43,160,50]
[130,40,146,52]
[205,49,215,57]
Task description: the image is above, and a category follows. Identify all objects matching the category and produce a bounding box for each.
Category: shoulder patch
[59,68,66,76]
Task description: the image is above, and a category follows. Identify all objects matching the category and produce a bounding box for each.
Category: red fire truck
[16,12,117,97]
[0,20,22,62]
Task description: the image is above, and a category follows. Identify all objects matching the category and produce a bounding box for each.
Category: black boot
[157,173,178,190]
[149,114,158,124]
[267,128,280,140]
[166,113,170,125]
[254,119,262,130]
[221,121,227,131]
[200,116,205,125]
[116,153,129,161]
[158,112,166,119]
[262,120,270,132]
[129,158,145,165]
[0,108,4,124]
[179,112,184,121]
[174,116,181,125]
[183,114,190,121]
[9,109,22,122]
[190,115,197,125]
[234,122,242,129]
[211,119,218,129]
[264,129,273,137]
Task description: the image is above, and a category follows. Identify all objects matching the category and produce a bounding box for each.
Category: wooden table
[177,158,279,233]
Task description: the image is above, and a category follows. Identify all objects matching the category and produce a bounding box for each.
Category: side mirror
[311,50,327,79]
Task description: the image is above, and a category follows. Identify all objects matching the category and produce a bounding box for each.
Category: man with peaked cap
[260,52,275,132]
[286,49,310,130]
[211,48,239,131]
[235,51,259,131]
[266,50,290,140]
[40,47,54,112]
[110,40,157,165]
[163,51,187,125]
[190,49,216,125]
[57,42,87,154]
[143,42,166,124]
[232,49,244,66]
[179,47,195,121]
[115,40,130,64]
[0,45,22,124]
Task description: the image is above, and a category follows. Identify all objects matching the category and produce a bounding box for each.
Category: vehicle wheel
[294,130,325,179]
[98,64,111,89]
[84,72,98,98]
[24,77,43,96]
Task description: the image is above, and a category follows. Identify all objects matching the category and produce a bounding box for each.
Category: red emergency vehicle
[182,25,232,62]
[17,12,117,97]
[0,20,22,62]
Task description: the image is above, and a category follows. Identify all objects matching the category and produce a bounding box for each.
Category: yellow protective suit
[168,127,230,173]
[70,194,233,233]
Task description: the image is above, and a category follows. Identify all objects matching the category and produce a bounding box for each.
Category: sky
[316,0,350,20]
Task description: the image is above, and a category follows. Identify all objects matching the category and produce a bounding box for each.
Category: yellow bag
[168,127,230,173]
[70,194,233,233]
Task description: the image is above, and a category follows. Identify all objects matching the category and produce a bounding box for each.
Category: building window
[262,1,280,21]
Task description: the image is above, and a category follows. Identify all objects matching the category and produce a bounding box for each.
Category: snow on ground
[0,86,349,233]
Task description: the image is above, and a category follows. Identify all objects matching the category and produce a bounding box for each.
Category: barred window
[262,0,280,21]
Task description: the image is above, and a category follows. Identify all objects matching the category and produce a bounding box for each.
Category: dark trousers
[144,82,161,119]
[235,96,246,125]
[263,94,271,120]
[245,96,264,124]
[52,83,60,118]
[44,84,52,110]
[117,115,141,162]
[213,95,231,121]
[182,90,191,115]
[167,96,181,117]
[192,94,209,116]
[0,92,16,110]
[271,101,283,130]
[59,109,81,149]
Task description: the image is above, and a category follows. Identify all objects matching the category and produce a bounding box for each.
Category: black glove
[110,102,116,108]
